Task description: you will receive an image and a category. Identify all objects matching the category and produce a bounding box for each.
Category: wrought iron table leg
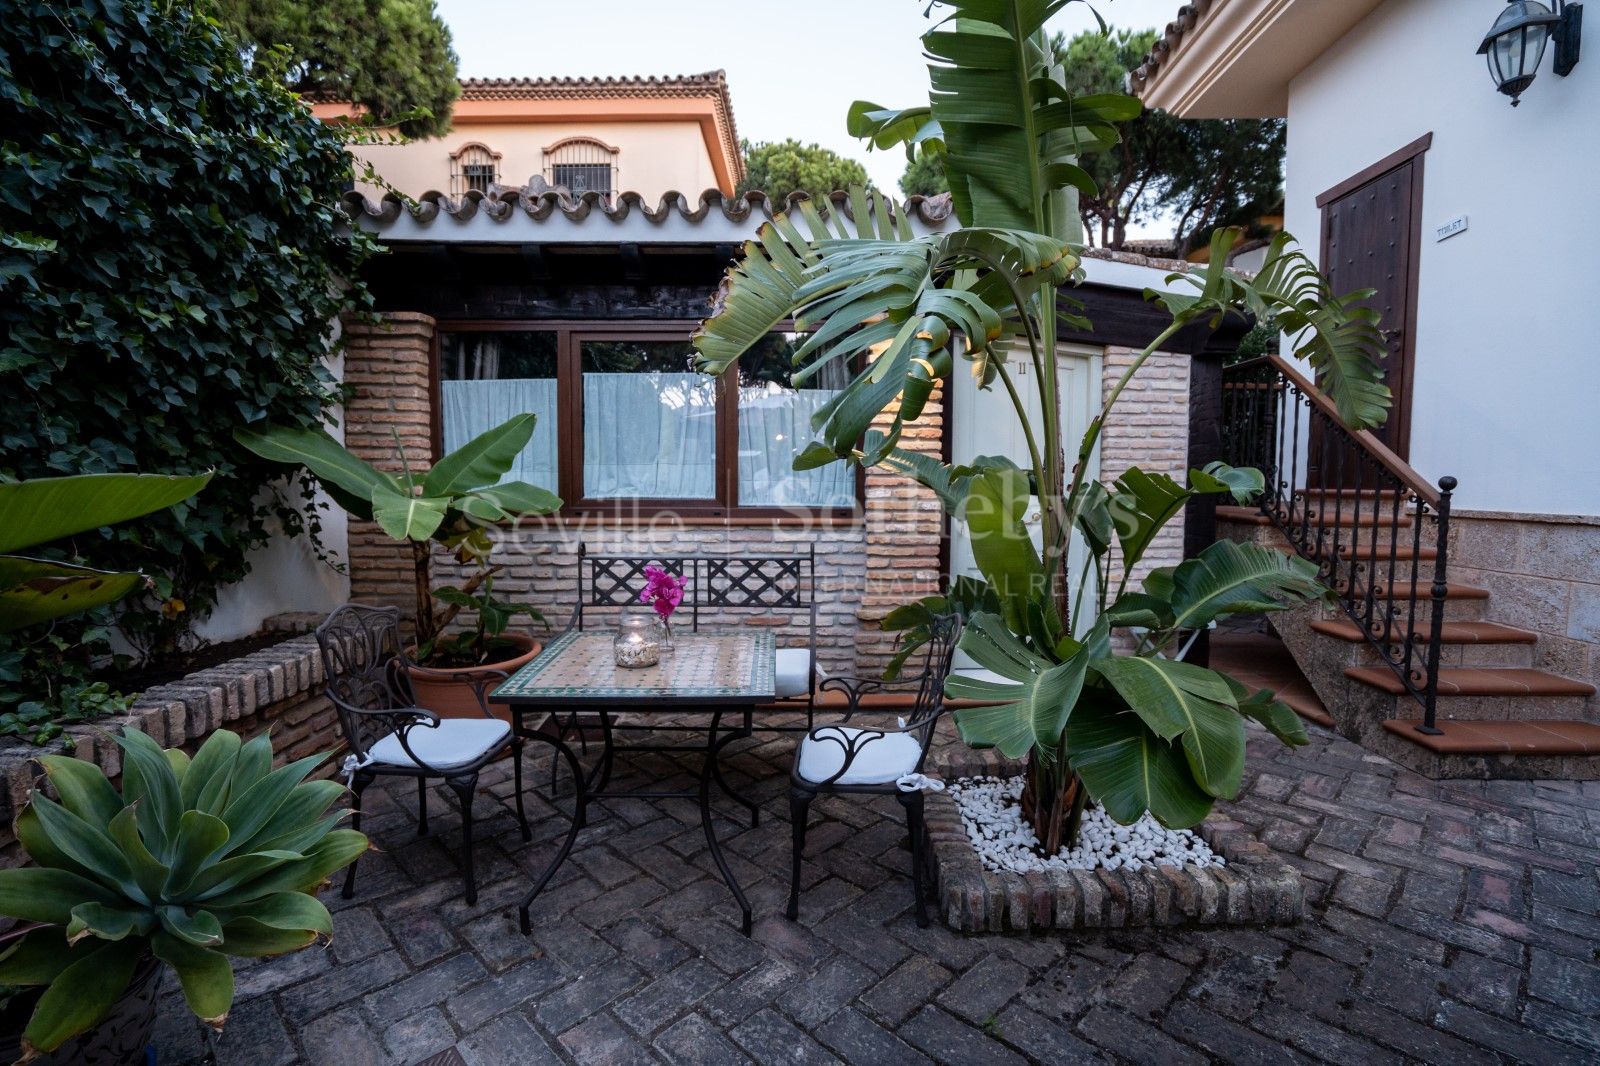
[586,710,617,795]
[710,709,760,828]
[517,725,588,936]
[700,708,753,936]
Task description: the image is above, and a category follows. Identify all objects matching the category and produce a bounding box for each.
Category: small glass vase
[613,611,661,669]
[657,616,676,655]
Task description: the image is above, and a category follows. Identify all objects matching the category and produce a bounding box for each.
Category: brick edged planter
[929,747,1304,932]
[0,634,343,868]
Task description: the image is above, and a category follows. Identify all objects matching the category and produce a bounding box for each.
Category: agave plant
[235,414,561,659]
[692,1,1388,850]
[0,728,366,1056]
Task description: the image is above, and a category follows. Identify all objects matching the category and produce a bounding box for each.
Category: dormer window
[450,143,501,196]
[543,137,619,202]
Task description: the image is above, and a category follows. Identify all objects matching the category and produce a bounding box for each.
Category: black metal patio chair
[787,612,963,927]
[315,603,531,906]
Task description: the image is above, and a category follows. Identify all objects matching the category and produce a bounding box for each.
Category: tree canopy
[737,139,871,204]
[212,0,460,138]
[1057,28,1284,254]
[1,0,371,679]
[898,151,948,198]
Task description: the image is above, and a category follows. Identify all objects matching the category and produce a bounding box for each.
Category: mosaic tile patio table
[492,629,776,936]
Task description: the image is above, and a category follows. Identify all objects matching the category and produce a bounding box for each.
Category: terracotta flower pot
[407,632,543,722]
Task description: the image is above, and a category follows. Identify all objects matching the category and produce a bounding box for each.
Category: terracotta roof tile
[339,186,957,229]
[1129,1,1219,96]
[456,71,741,179]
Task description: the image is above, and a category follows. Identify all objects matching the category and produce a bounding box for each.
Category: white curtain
[737,384,855,507]
[583,372,717,498]
[441,379,559,490]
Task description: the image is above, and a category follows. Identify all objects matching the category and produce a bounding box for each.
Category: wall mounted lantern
[1478,1,1583,105]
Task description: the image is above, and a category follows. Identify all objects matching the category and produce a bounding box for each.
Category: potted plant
[0,726,367,1063]
[235,414,561,715]
[691,0,1388,850]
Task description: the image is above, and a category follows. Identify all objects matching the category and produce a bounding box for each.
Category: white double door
[948,341,1103,638]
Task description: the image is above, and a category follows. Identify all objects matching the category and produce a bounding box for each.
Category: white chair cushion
[775,647,815,698]
[367,718,510,772]
[796,726,922,786]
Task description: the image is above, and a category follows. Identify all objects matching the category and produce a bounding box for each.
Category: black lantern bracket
[1553,2,1583,75]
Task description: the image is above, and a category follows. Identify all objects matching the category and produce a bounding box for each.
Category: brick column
[855,387,946,678]
[1100,346,1190,593]
[340,312,436,616]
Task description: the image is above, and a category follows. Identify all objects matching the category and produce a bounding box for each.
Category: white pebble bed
[949,776,1225,874]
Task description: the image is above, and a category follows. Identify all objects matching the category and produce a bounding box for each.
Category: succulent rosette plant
[0,727,366,1057]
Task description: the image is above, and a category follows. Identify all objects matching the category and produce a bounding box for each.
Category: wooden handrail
[1259,353,1440,508]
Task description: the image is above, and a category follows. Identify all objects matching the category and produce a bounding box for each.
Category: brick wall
[342,313,436,613]
[1100,345,1192,593]
[0,636,341,868]
[856,388,947,678]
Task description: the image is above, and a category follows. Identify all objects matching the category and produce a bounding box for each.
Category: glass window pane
[552,164,613,197]
[581,339,716,500]
[737,333,856,508]
[438,331,559,492]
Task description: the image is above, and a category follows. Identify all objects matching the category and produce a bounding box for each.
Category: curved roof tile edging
[339,187,958,230]
[1129,0,1218,93]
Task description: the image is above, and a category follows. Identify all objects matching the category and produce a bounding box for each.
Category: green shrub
[0,0,374,670]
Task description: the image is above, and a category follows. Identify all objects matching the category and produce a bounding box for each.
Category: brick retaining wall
[0,636,341,868]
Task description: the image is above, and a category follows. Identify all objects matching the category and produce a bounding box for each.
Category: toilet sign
[1435,215,1468,241]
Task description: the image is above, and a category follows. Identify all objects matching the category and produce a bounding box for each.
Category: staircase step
[1382,718,1600,755]
[1346,667,1597,698]
[1310,620,1537,645]
[1215,505,1274,526]
[1304,509,1414,528]
[1300,488,1408,502]
[1366,581,1489,601]
[1334,543,1437,561]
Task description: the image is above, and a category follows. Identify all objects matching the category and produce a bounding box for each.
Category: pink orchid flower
[639,565,687,622]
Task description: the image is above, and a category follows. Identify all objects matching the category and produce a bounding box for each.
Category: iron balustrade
[1221,354,1456,734]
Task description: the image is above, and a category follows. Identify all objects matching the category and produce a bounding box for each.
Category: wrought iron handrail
[1221,353,1455,734]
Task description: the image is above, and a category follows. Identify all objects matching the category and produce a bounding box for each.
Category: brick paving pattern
[155,719,1600,1065]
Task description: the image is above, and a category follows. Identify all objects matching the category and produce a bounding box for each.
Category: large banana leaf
[0,472,213,554]
[923,1,1137,231]
[959,466,1043,627]
[1146,539,1328,634]
[370,483,448,542]
[1150,229,1389,431]
[233,424,397,520]
[946,613,1100,760]
[0,556,145,633]
[421,412,536,496]
[693,198,1075,460]
[1064,698,1213,828]
[1222,673,1309,747]
[1105,463,1261,576]
[1092,655,1245,800]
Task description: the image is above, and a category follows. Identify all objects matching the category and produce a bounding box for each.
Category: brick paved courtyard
[154,719,1600,1065]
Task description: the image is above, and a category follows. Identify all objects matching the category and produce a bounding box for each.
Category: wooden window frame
[431,319,864,524]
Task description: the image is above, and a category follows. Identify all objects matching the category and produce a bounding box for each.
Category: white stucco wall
[194,345,351,641]
[1283,0,1600,516]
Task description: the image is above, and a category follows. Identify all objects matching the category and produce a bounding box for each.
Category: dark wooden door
[1314,154,1420,477]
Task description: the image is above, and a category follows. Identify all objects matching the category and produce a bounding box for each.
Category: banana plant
[0,727,366,1056]
[235,415,560,657]
[692,1,1388,850]
[0,472,212,633]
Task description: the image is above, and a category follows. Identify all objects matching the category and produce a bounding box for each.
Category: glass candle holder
[613,611,661,668]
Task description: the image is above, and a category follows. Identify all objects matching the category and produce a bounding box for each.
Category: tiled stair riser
[927,749,1304,933]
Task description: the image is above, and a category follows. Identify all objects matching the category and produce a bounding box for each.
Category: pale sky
[434,0,1182,223]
